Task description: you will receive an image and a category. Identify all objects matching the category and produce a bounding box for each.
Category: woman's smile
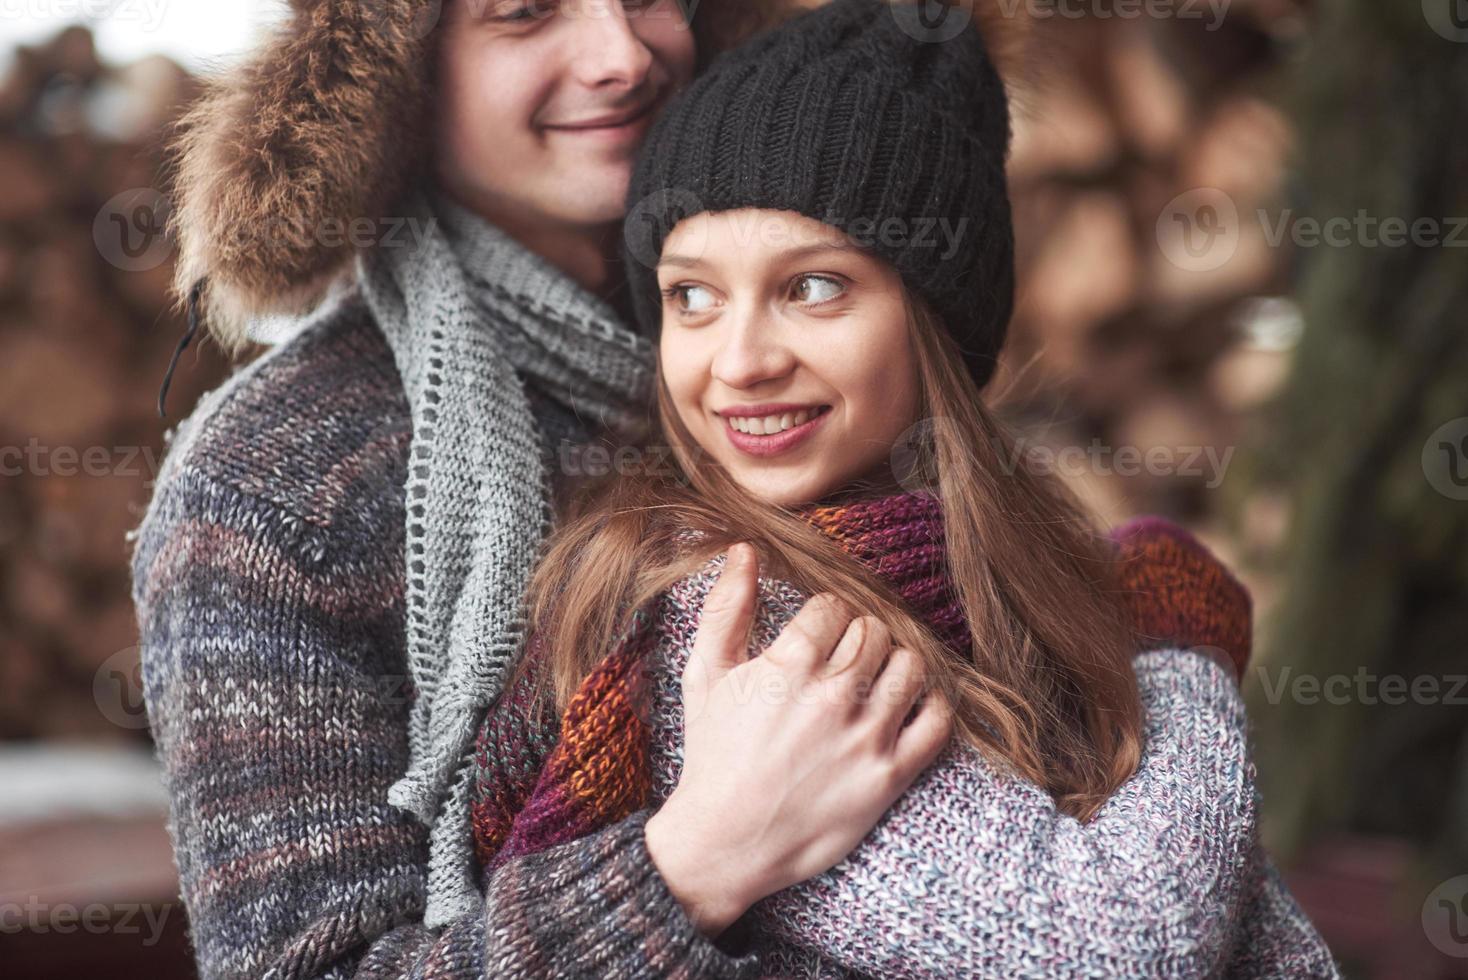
[717,404,833,457]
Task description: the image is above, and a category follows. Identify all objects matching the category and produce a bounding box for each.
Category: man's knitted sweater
[469,493,1342,978]
[129,293,762,980]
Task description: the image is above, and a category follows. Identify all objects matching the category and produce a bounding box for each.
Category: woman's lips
[720,406,832,459]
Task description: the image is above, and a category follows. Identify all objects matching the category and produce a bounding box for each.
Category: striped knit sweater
[130,292,763,980]
[469,494,1342,978]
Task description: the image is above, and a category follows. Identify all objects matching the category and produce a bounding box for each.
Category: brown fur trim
[165,0,431,352]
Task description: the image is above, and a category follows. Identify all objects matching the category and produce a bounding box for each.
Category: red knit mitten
[1108,516,1252,681]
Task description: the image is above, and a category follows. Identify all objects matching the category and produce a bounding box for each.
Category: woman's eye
[791,274,845,305]
[664,284,717,314]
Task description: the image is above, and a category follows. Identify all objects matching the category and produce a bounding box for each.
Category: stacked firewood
[0,27,228,739]
[0,4,1308,737]
[997,0,1306,592]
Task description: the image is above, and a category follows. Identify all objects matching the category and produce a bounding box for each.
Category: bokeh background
[1,1,1465,977]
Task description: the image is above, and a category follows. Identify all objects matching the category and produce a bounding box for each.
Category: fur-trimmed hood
[165,0,431,352]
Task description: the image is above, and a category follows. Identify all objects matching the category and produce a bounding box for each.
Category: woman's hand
[644,542,954,937]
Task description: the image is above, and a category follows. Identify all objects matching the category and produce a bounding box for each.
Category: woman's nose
[710,311,796,390]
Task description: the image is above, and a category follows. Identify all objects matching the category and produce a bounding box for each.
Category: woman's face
[658,210,922,507]
[434,0,696,230]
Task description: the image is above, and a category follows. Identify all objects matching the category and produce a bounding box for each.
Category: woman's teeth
[727,408,819,435]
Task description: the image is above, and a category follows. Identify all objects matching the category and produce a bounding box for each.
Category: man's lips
[544,93,661,131]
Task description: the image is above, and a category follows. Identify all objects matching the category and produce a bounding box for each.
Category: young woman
[465,1,1340,976]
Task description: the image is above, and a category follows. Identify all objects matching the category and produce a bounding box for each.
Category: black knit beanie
[624,0,1016,389]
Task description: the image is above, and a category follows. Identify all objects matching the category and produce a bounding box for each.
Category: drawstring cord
[157,278,205,419]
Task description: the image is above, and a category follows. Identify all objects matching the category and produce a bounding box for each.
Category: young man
[134,3,860,978]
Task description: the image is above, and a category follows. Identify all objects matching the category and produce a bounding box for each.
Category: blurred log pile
[0,27,228,739]
[997,0,1307,584]
[0,5,1316,728]
[0,10,1297,741]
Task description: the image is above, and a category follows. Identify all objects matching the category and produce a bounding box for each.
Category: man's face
[433,0,696,231]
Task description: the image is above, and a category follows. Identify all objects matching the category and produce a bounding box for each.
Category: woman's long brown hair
[515,288,1144,822]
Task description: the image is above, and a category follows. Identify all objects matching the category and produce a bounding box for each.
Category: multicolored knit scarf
[469,490,1251,872]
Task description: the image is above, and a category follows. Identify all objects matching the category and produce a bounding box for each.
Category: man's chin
[553,163,634,224]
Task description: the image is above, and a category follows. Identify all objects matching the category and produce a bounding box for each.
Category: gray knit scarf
[357,185,655,926]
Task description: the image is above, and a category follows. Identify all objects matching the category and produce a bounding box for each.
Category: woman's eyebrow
[659,241,851,272]
[771,242,853,264]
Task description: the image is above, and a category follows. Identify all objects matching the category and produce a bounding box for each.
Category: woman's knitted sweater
[469,492,1341,978]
